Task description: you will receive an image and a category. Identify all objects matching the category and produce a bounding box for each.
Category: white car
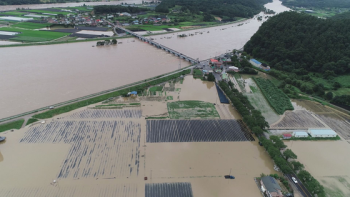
[292,177,298,183]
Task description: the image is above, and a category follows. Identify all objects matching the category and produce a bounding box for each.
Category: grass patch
[0,11,26,16]
[32,69,190,119]
[129,103,141,105]
[167,100,219,119]
[193,69,203,78]
[26,9,71,15]
[166,96,173,100]
[284,136,341,141]
[12,22,51,29]
[26,118,38,126]
[175,88,181,91]
[250,86,258,93]
[0,27,69,42]
[333,88,350,96]
[149,86,163,92]
[253,77,294,114]
[0,119,24,132]
[145,116,168,119]
[335,75,350,87]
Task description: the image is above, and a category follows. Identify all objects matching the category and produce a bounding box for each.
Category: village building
[282,133,292,139]
[293,131,309,138]
[261,176,284,197]
[308,128,337,138]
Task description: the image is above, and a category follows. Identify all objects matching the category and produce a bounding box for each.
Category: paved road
[286,174,313,197]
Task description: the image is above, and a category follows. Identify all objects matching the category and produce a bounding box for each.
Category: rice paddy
[20,120,141,179]
[167,101,220,119]
[146,120,254,143]
[270,110,325,129]
[66,108,142,119]
[0,27,69,42]
[11,22,51,29]
[145,182,193,197]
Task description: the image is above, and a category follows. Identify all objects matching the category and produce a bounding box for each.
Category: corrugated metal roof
[250,59,261,64]
[294,131,308,135]
[261,176,281,193]
[309,129,336,135]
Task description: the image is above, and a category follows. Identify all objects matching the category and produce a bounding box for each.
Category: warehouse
[293,131,309,138]
[249,59,262,67]
[308,128,337,138]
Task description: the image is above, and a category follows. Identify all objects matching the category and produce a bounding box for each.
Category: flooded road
[0,0,142,11]
[0,39,190,119]
[152,0,290,60]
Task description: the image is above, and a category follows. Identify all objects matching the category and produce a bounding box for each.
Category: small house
[293,131,308,138]
[261,176,283,197]
[282,133,292,139]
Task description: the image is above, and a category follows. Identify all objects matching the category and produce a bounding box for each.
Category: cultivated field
[11,22,51,29]
[0,27,69,42]
[316,113,350,140]
[66,108,142,119]
[270,110,325,129]
[167,101,220,119]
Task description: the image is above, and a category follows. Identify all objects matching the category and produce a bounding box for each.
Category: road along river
[0,0,289,119]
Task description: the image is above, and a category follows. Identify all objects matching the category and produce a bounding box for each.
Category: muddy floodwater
[0,39,190,119]
[0,0,142,11]
[0,75,277,197]
[151,0,290,60]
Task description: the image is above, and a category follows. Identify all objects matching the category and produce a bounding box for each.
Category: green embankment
[0,119,24,132]
[253,77,294,114]
[32,70,190,119]
[25,118,39,126]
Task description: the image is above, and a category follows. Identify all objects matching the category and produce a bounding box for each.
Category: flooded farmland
[0,75,277,197]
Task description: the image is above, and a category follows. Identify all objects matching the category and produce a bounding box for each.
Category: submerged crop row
[253,77,294,114]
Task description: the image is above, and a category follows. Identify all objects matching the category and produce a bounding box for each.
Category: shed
[282,133,292,139]
[308,128,337,138]
[293,131,308,138]
[260,176,283,197]
[250,59,262,67]
[128,91,137,95]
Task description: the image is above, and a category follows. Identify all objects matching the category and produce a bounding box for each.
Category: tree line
[0,0,40,5]
[94,5,149,15]
[281,0,350,9]
[156,0,272,19]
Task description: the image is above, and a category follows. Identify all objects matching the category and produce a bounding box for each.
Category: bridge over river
[115,26,199,64]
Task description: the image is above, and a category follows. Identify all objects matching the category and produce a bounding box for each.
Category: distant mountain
[155,0,272,19]
[281,0,350,8]
[244,11,350,74]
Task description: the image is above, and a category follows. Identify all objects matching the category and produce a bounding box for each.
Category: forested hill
[281,0,350,8]
[156,0,272,18]
[331,11,350,19]
[0,0,40,5]
[244,11,350,74]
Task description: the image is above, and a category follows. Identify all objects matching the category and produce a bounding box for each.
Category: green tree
[291,161,304,171]
[283,149,297,160]
[326,92,333,100]
[207,73,215,81]
[111,39,117,44]
[270,136,286,149]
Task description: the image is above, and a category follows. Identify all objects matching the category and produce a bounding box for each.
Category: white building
[293,131,308,138]
[249,59,262,67]
[308,128,337,138]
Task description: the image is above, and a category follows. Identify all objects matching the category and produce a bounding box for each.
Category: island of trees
[244,11,350,109]
[156,0,272,19]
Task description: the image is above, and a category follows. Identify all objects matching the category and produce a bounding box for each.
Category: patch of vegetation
[145,117,168,119]
[167,100,220,119]
[25,118,38,126]
[0,119,24,132]
[253,77,294,114]
[12,22,51,29]
[193,69,203,78]
[166,96,173,100]
[129,103,141,105]
[0,11,25,16]
[149,86,163,92]
[284,136,341,141]
[250,86,258,93]
[33,69,190,119]
[0,27,69,42]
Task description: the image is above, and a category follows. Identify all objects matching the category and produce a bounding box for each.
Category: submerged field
[167,100,220,119]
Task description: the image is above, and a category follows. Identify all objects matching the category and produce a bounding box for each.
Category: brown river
[0,0,289,119]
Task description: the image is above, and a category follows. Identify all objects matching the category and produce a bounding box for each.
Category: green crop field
[0,11,26,16]
[167,100,220,119]
[12,22,51,29]
[0,119,24,132]
[0,27,69,42]
[149,86,163,92]
[253,77,294,115]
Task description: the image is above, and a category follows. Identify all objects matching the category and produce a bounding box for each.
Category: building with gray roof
[260,176,283,197]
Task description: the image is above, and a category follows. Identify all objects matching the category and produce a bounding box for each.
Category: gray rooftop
[261,176,282,193]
